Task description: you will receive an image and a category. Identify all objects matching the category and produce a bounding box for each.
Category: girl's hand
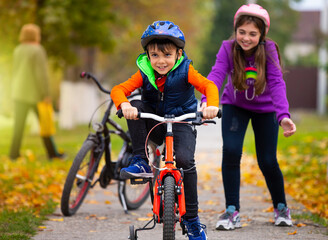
[280,118,296,137]
[202,106,219,120]
[120,102,138,120]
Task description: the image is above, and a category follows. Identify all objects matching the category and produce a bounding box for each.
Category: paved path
[34,119,327,240]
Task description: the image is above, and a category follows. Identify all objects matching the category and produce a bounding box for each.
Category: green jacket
[11,43,50,104]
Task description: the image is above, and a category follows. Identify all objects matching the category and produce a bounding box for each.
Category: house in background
[284,10,321,110]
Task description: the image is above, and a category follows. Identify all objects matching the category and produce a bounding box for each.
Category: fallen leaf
[296,223,306,227]
[288,230,297,235]
[268,218,274,223]
[137,217,152,221]
[49,218,64,222]
[262,206,274,212]
[205,200,215,205]
[85,200,99,204]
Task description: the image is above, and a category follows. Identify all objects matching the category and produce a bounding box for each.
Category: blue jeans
[221,104,287,211]
[127,100,199,218]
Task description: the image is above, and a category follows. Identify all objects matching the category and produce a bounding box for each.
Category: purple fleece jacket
[202,39,290,123]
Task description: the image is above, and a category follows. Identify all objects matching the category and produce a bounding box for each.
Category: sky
[290,0,327,11]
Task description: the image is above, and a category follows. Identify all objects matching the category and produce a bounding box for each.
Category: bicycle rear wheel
[118,142,160,210]
[163,175,176,240]
[61,139,101,216]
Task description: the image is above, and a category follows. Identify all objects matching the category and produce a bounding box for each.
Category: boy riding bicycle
[110,20,219,240]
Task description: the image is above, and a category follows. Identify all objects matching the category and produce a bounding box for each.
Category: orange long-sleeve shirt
[111,65,219,110]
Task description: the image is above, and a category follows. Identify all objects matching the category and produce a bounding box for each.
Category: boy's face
[147,44,182,75]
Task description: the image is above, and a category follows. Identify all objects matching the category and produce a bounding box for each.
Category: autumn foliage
[241,137,328,219]
[0,138,327,222]
[0,152,69,212]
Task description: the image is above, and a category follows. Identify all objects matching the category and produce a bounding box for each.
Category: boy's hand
[202,106,219,120]
[120,102,138,120]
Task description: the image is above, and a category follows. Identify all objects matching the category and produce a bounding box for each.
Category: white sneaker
[274,203,293,226]
[216,205,241,230]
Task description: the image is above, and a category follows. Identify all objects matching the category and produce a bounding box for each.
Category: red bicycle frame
[152,133,186,222]
[125,110,221,240]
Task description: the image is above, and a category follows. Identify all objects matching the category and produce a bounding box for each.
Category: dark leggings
[221,104,287,211]
[127,100,199,218]
[9,101,60,159]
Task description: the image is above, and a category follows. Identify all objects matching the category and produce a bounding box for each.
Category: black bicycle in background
[60,72,160,216]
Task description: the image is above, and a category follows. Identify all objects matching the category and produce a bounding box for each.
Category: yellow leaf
[137,217,152,221]
[288,230,297,235]
[242,223,248,227]
[104,200,111,205]
[86,200,99,204]
[49,218,64,222]
[262,206,274,212]
[97,216,107,220]
[38,226,47,229]
[205,200,215,205]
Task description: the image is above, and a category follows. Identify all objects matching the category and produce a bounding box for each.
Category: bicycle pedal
[130,178,152,185]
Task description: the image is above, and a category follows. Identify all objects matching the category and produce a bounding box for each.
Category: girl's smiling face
[148,44,182,75]
[236,21,261,55]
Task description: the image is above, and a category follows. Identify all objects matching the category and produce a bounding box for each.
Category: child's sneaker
[120,155,153,179]
[183,216,207,240]
[216,205,241,230]
[274,203,293,226]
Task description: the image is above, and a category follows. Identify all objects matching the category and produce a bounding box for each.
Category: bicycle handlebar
[80,72,142,100]
[117,109,222,126]
[80,72,111,94]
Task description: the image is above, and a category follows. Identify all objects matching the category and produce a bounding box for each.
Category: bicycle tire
[61,140,101,216]
[129,225,136,240]
[118,142,160,210]
[163,175,176,240]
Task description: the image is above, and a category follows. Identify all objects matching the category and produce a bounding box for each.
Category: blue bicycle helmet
[141,20,185,50]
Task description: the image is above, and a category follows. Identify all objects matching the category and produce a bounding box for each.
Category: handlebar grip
[117,109,123,118]
[116,110,141,119]
[217,109,222,118]
[80,72,87,78]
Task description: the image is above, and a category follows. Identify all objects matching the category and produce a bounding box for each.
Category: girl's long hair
[231,15,282,95]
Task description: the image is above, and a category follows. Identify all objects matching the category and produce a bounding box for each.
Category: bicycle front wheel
[61,139,101,216]
[118,142,160,210]
[163,175,176,240]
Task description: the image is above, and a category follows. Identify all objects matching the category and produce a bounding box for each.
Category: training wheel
[129,225,136,240]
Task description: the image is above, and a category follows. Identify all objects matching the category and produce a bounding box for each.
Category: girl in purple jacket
[201,4,296,230]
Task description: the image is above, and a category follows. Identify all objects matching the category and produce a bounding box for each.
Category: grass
[0,201,56,240]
